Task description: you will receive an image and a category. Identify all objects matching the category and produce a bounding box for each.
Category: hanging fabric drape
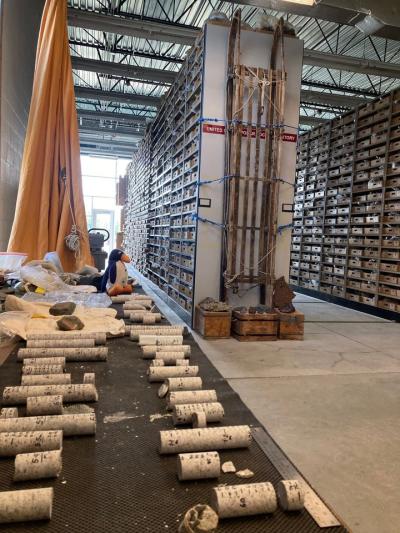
[7,0,92,272]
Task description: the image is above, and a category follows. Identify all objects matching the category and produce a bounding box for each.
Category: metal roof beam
[223,1,400,41]
[72,57,177,85]
[299,115,330,127]
[303,49,400,79]
[74,86,161,108]
[67,8,198,46]
[77,109,147,124]
[79,136,137,150]
[300,89,369,108]
[79,126,143,140]
[69,39,184,64]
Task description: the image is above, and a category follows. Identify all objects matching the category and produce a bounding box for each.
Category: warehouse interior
[0,0,399,531]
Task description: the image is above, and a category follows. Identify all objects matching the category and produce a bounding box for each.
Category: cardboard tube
[148,366,199,382]
[139,335,183,346]
[21,374,71,386]
[211,483,277,518]
[165,377,203,392]
[192,412,207,428]
[0,408,18,419]
[177,451,220,481]
[17,347,108,361]
[23,357,66,368]
[277,480,305,511]
[3,384,98,405]
[83,373,95,384]
[172,403,225,425]
[0,413,96,436]
[0,487,54,523]
[22,365,65,376]
[26,339,95,348]
[159,426,252,454]
[167,390,218,410]
[14,450,62,481]
[26,332,106,345]
[0,431,62,456]
[26,396,63,416]
[142,345,191,358]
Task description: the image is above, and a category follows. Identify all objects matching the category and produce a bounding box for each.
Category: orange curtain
[7,0,92,272]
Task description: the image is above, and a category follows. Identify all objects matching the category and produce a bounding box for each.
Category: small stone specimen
[199,297,231,312]
[273,276,295,313]
[57,316,84,331]
[49,302,76,316]
[236,468,254,479]
[221,461,236,473]
[178,504,218,533]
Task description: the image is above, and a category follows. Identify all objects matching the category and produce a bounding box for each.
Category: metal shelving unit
[290,87,400,318]
[124,35,204,321]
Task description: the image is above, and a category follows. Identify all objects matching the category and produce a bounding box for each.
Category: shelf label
[202,123,225,135]
[281,132,298,143]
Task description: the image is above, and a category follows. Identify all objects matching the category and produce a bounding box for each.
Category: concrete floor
[145,283,400,533]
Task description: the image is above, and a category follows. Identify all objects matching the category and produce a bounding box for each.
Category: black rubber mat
[0,307,349,532]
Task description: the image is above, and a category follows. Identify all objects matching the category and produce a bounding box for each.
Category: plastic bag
[22,291,111,308]
[0,252,28,273]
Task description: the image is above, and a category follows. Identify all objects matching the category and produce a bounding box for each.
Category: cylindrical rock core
[0,431,62,456]
[130,326,184,341]
[26,396,63,416]
[152,358,189,367]
[0,408,18,419]
[83,373,95,384]
[277,480,305,511]
[3,384,98,405]
[23,357,66,368]
[17,347,108,361]
[124,299,152,307]
[143,314,157,325]
[26,339,95,349]
[211,483,277,518]
[148,366,199,382]
[142,345,190,358]
[139,335,183,346]
[0,413,96,436]
[165,377,203,392]
[130,312,161,323]
[167,390,218,410]
[154,352,190,365]
[123,303,147,311]
[192,411,207,428]
[0,487,54,523]
[172,403,224,426]
[21,374,71,386]
[159,426,252,454]
[177,451,220,481]
[26,332,106,345]
[14,450,62,481]
[22,365,65,376]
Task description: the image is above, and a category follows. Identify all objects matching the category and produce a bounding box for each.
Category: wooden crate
[194,306,231,339]
[232,311,278,342]
[277,310,305,340]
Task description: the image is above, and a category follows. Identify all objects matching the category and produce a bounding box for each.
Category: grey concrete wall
[0,0,44,250]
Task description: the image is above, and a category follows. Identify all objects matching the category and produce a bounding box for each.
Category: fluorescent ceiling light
[355,14,385,35]
[281,0,315,5]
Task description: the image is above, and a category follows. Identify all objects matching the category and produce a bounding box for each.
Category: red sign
[281,132,298,143]
[202,123,297,143]
[202,123,225,135]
